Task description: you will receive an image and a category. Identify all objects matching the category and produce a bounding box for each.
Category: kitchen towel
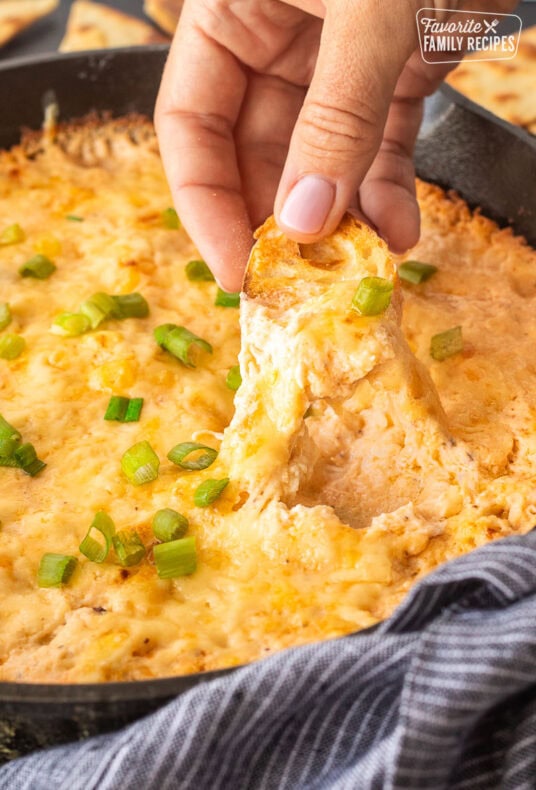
[2,530,536,790]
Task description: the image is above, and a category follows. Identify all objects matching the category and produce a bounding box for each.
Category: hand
[155,0,518,291]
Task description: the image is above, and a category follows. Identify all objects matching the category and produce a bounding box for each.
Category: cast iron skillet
[0,47,535,764]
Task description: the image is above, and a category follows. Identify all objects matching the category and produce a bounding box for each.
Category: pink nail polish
[280,176,335,234]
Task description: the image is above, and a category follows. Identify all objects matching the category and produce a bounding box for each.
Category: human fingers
[273,0,420,242]
[154,0,252,292]
[235,73,306,230]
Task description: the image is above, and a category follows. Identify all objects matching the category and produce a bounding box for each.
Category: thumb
[274,0,419,241]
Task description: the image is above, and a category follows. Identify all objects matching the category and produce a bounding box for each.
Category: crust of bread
[446,24,536,132]
[59,0,169,51]
[143,0,181,35]
[0,0,58,47]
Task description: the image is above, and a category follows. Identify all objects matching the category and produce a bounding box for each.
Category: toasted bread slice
[59,0,169,52]
[143,0,181,35]
[0,0,58,48]
[221,215,476,527]
[446,24,536,132]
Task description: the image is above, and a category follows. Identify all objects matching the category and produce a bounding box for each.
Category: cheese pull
[220,215,477,528]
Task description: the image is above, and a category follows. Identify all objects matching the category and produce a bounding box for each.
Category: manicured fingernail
[280,176,335,234]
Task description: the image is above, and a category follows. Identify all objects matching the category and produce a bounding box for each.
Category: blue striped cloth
[2,530,536,790]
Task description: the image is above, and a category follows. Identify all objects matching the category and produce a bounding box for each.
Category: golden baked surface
[1,118,535,683]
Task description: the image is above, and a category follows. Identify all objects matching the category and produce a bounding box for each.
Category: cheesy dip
[1,117,535,683]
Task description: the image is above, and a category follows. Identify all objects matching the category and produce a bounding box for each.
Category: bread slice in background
[59,0,169,52]
[446,24,536,134]
[144,0,181,35]
[0,0,58,48]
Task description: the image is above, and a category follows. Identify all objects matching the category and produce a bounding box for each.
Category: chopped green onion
[215,289,240,308]
[161,207,180,229]
[430,326,463,361]
[66,214,84,222]
[398,260,438,285]
[51,312,90,337]
[19,254,56,279]
[0,414,21,458]
[154,536,197,578]
[14,442,46,476]
[0,415,21,444]
[79,511,116,563]
[37,553,77,587]
[351,276,394,316]
[124,398,144,423]
[111,293,149,319]
[152,508,189,542]
[153,323,176,346]
[104,396,144,423]
[112,529,146,567]
[104,396,130,422]
[186,260,215,282]
[194,477,229,507]
[0,333,26,360]
[0,456,21,468]
[225,365,242,391]
[154,324,212,368]
[0,223,25,246]
[79,292,117,328]
[0,303,12,331]
[167,442,218,471]
[121,440,160,485]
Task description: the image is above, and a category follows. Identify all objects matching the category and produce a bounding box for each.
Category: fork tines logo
[416,8,522,64]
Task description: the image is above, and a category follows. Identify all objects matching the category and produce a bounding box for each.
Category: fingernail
[280,176,335,234]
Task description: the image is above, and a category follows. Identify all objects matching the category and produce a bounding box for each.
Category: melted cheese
[0,119,535,683]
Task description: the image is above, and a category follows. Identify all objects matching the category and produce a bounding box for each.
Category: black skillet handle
[415,83,536,247]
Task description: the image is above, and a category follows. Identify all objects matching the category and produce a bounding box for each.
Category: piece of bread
[59,0,169,52]
[0,0,58,48]
[446,24,536,133]
[144,0,181,35]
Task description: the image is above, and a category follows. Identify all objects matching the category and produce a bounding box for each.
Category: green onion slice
[154,324,212,368]
[352,276,394,316]
[0,303,12,331]
[121,440,160,485]
[398,260,438,285]
[430,326,463,361]
[225,365,242,391]
[154,536,197,578]
[79,511,116,563]
[104,396,130,422]
[14,442,46,476]
[111,293,149,319]
[19,254,56,279]
[124,398,144,423]
[161,207,180,229]
[152,508,189,542]
[167,441,218,471]
[194,477,229,507]
[215,289,240,308]
[0,333,26,360]
[185,260,215,282]
[0,223,25,246]
[112,529,146,567]
[66,214,84,222]
[0,415,20,459]
[80,292,117,328]
[37,553,77,587]
[104,396,144,423]
[51,312,90,337]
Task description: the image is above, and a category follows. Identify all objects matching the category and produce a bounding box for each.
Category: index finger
[154,2,253,292]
